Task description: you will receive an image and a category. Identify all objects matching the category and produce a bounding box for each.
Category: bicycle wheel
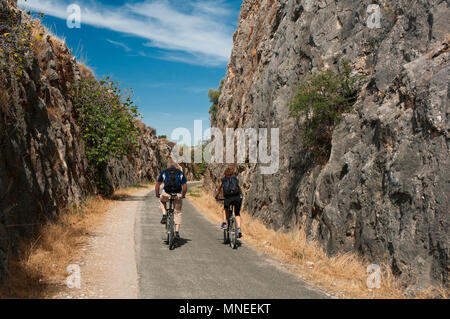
[223,212,230,244]
[229,218,238,249]
[168,212,175,250]
[223,228,228,244]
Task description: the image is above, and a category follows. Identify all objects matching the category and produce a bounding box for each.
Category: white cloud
[17,0,235,66]
[106,39,131,52]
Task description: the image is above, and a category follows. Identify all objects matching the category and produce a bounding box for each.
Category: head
[167,159,177,169]
[224,165,236,177]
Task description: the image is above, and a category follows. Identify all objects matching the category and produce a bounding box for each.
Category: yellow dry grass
[78,62,95,80]
[187,186,447,299]
[0,183,154,299]
[30,20,94,80]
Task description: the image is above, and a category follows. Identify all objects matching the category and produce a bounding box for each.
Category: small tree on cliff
[73,77,141,194]
[208,78,224,123]
[289,62,358,163]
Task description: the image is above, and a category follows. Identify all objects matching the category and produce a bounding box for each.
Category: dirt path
[53,188,149,299]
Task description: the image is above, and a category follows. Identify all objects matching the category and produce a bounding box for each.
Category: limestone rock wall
[206,0,449,289]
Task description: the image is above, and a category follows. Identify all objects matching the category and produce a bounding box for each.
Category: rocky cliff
[0,0,180,281]
[206,0,449,290]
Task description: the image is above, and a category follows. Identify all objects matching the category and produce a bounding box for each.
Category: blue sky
[18,0,242,145]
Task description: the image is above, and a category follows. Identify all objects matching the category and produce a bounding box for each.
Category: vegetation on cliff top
[289,62,358,163]
[0,7,33,81]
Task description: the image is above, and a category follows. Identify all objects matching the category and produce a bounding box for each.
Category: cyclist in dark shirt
[215,165,243,238]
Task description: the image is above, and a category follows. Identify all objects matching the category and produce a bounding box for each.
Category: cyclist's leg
[234,197,243,235]
[173,195,183,234]
[222,198,231,228]
[160,192,170,214]
[159,192,170,224]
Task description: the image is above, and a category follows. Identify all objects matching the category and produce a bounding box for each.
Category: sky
[17,0,243,145]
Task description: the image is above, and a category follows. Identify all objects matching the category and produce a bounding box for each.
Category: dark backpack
[223,176,240,197]
[164,168,182,194]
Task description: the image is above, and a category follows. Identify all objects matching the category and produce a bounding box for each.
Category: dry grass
[30,22,49,62]
[78,62,95,80]
[30,19,94,80]
[187,186,447,299]
[0,183,154,299]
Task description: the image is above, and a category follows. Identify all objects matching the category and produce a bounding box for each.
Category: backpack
[223,176,240,197]
[164,168,182,193]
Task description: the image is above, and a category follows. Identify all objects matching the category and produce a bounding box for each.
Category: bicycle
[217,198,239,249]
[165,193,179,250]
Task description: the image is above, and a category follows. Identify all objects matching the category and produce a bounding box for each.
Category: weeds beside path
[0,183,153,299]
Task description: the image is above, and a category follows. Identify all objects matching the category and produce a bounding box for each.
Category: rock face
[206,0,449,289]
[0,1,180,281]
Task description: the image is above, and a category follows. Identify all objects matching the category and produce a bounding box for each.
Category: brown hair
[224,165,236,177]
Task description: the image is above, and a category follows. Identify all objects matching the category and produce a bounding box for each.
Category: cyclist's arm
[181,173,187,198]
[181,183,187,198]
[155,172,165,198]
[155,182,161,197]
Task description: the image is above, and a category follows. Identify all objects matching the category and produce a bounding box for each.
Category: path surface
[54,189,147,299]
[135,185,327,299]
[55,185,327,299]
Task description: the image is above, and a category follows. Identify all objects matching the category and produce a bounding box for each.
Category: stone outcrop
[206,0,449,290]
[0,1,183,281]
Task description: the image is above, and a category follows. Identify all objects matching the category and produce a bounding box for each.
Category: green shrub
[157,135,167,139]
[208,78,224,123]
[289,62,358,162]
[73,77,141,194]
[191,139,210,178]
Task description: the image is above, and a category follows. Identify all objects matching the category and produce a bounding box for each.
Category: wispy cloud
[106,39,131,52]
[17,0,235,66]
[183,86,208,94]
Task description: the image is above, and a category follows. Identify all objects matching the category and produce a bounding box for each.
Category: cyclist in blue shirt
[155,160,187,240]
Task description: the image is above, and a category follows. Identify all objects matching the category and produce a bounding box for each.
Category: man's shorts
[224,195,242,216]
[160,192,183,225]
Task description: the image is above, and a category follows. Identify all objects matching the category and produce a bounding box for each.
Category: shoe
[175,233,181,241]
[238,229,242,238]
[221,222,227,230]
[160,215,167,224]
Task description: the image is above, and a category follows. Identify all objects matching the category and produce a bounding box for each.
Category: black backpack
[223,176,240,197]
[164,168,182,194]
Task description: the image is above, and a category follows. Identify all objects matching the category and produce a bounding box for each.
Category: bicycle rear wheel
[168,212,175,250]
[229,218,238,249]
[223,228,228,244]
[223,211,230,244]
